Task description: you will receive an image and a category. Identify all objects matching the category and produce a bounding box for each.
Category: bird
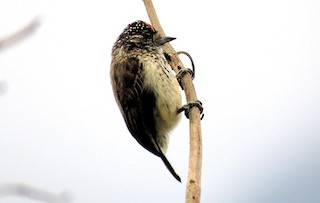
[110,20,182,182]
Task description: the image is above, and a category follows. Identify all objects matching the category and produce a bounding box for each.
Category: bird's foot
[175,51,195,90]
[176,68,194,89]
[177,100,204,120]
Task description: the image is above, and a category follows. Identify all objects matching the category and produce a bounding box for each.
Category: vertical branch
[143,0,203,202]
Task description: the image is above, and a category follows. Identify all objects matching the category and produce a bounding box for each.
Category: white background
[1,0,320,202]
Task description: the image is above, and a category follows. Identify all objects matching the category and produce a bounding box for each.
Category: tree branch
[0,183,72,203]
[0,17,41,52]
[143,1,203,202]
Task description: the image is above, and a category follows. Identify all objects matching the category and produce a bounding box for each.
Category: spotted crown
[121,20,157,39]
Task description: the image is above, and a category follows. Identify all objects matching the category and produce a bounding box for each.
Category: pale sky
[1,0,320,202]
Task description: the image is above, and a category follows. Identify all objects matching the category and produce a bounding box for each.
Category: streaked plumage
[110,20,182,181]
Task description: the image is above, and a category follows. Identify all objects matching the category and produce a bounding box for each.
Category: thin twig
[0,183,72,203]
[143,1,203,202]
[0,17,41,52]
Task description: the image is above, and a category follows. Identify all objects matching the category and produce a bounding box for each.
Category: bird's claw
[176,68,194,90]
[177,100,204,120]
[175,51,195,90]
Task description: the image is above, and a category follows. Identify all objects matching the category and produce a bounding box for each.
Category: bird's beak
[155,36,176,45]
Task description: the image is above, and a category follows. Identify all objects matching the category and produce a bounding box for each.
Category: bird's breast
[138,54,182,134]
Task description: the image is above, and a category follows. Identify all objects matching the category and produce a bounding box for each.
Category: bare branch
[0,81,6,95]
[0,183,73,203]
[143,1,203,202]
[0,17,41,52]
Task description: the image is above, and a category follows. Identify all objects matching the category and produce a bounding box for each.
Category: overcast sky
[1,0,320,202]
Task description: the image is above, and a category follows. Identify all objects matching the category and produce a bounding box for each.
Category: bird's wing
[111,57,181,182]
[111,56,160,156]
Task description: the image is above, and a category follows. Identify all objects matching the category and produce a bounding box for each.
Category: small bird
[110,20,182,182]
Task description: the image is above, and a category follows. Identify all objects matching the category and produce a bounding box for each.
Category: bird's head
[118,20,175,47]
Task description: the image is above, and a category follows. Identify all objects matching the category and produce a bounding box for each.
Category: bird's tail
[153,139,181,182]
